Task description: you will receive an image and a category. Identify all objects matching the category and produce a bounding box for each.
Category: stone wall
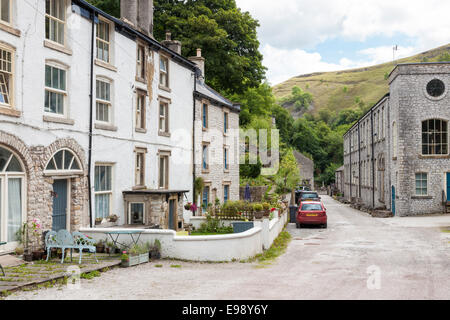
[239,186,268,202]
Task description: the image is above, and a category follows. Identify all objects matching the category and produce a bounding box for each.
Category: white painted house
[0,0,232,252]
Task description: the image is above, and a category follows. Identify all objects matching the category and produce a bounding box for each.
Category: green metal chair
[0,242,6,276]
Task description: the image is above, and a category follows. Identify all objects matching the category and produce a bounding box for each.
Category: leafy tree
[274,149,300,193]
[279,86,313,111]
[271,104,294,145]
[87,0,120,17]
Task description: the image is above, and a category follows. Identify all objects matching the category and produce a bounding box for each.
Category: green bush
[253,203,263,212]
[197,215,233,234]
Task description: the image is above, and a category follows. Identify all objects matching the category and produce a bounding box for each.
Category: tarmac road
[7,196,450,300]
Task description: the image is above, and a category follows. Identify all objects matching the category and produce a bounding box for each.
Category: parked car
[296,201,327,228]
[296,191,321,206]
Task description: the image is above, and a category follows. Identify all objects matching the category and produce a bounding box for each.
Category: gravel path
[6,196,450,300]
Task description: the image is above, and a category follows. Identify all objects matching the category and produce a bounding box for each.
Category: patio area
[0,253,121,296]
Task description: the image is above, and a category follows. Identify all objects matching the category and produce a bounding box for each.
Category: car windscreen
[301,203,322,211]
[301,193,319,199]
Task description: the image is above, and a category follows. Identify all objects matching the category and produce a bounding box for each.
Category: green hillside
[273,43,450,117]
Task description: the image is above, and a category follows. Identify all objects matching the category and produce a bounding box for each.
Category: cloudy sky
[235,0,450,85]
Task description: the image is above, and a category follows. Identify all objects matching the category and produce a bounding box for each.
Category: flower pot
[32,250,44,261]
[96,245,105,253]
[121,253,149,267]
[254,211,264,219]
[150,250,161,260]
[23,253,33,262]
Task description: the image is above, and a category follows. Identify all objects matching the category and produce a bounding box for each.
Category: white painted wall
[0,1,195,227]
[80,210,288,262]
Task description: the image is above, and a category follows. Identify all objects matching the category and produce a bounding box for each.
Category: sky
[235,0,450,85]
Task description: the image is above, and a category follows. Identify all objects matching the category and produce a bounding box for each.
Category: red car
[296,201,327,229]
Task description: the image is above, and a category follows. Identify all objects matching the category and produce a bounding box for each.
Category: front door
[391,186,396,216]
[447,173,450,202]
[168,199,176,230]
[52,179,68,231]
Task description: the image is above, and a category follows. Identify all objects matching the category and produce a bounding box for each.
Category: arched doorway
[44,149,83,231]
[0,145,26,251]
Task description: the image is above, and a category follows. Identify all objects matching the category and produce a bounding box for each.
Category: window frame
[202,143,209,172]
[95,77,112,124]
[45,0,66,46]
[159,55,169,88]
[159,100,170,134]
[223,183,230,203]
[135,89,147,131]
[421,119,449,156]
[44,62,68,117]
[224,111,229,134]
[158,152,170,190]
[0,44,14,109]
[202,103,208,129]
[224,146,229,171]
[134,148,146,189]
[96,18,111,64]
[415,172,428,196]
[94,164,113,219]
[136,42,146,81]
[0,0,11,25]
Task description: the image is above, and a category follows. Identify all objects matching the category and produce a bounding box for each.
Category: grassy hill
[273,43,450,117]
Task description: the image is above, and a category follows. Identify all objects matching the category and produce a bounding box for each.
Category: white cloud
[235,0,450,84]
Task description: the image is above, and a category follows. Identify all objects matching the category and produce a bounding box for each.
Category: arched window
[45,149,82,174]
[422,119,448,155]
[0,145,25,245]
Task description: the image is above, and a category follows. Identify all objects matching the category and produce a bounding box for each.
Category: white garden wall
[79,210,287,262]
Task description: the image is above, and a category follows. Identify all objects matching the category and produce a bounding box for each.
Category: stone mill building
[342,62,450,216]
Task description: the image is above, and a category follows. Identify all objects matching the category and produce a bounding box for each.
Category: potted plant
[106,241,115,254]
[95,218,102,225]
[149,239,161,260]
[29,218,45,261]
[262,202,271,216]
[107,215,118,223]
[184,202,192,210]
[253,203,264,219]
[121,244,149,267]
[95,239,105,253]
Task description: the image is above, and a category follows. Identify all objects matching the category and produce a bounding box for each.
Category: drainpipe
[87,9,95,228]
[192,70,198,210]
[349,133,352,200]
[371,109,375,209]
[358,121,361,199]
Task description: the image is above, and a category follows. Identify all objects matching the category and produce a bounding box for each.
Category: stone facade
[342,63,450,216]
[293,150,315,188]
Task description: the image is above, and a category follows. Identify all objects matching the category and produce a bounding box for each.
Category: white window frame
[159,100,169,134]
[45,0,66,46]
[135,90,146,130]
[128,202,145,225]
[415,172,428,196]
[96,18,111,63]
[0,0,12,25]
[158,153,170,190]
[95,78,112,124]
[44,62,68,117]
[136,43,146,81]
[94,164,113,219]
[44,148,83,176]
[0,44,14,109]
[134,149,146,188]
[159,55,169,88]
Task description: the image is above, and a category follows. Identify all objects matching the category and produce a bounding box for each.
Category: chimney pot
[166,32,172,41]
[197,48,202,57]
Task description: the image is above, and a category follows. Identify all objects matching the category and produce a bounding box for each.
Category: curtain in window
[7,178,21,242]
[95,193,110,219]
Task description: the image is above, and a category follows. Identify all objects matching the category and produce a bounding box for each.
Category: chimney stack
[161,31,182,55]
[120,0,138,27]
[121,0,154,37]
[189,48,205,79]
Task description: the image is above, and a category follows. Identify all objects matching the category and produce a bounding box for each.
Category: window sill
[0,106,21,118]
[132,185,147,191]
[392,157,397,161]
[202,170,210,174]
[224,169,230,174]
[95,59,117,72]
[0,22,21,37]
[44,40,72,56]
[418,154,450,159]
[135,128,147,134]
[159,85,171,93]
[43,115,75,125]
[411,196,432,200]
[95,123,117,132]
[135,76,147,84]
[202,127,208,132]
[158,131,171,138]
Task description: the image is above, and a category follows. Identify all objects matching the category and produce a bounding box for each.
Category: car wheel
[296,223,300,228]
[322,223,327,229]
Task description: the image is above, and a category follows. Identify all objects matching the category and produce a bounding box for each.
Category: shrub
[262,202,270,211]
[253,203,263,212]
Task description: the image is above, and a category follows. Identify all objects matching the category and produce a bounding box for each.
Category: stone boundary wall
[239,186,268,202]
[80,210,288,262]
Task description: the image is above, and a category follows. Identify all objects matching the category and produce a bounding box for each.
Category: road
[6,196,450,300]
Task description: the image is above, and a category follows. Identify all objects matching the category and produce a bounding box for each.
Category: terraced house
[343,62,450,216]
[0,0,239,253]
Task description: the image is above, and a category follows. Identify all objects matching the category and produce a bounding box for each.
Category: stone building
[190,49,240,213]
[335,165,344,194]
[343,62,450,216]
[0,0,239,252]
[293,150,315,188]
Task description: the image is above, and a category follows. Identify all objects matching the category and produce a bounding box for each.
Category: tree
[87,0,120,17]
[274,149,300,193]
[279,86,313,111]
